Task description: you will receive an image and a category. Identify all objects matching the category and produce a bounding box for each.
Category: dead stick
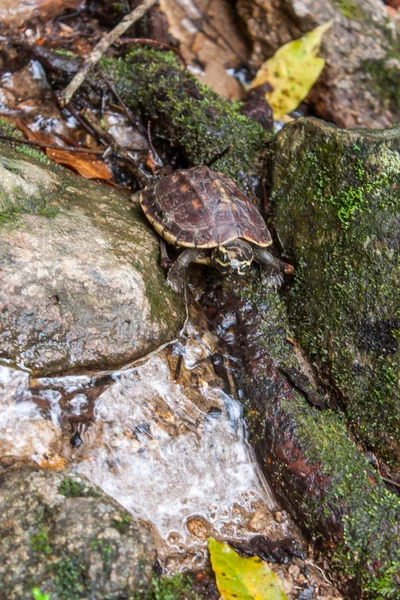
[0,134,105,154]
[60,0,158,106]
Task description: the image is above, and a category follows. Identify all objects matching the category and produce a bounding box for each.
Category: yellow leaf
[208,538,289,600]
[250,20,333,119]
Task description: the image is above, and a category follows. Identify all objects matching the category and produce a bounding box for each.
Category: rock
[0,468,156,600]
[272,117,400,468]
[100,48,267,194]
[0,140,184,375]
[235,0,399,128]
[202,277,400,598]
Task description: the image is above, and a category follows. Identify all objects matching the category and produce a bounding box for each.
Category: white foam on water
[76,356,272,547]
[0,366,59,459]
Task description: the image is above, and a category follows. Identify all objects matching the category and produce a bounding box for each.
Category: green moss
[112,514,132,534]
[234,275,296,366]
[100,48,267,191]
[0,119,49,163]
[363,59,400,113]
[0,118,22,138]
[273,120,400,467]
[279,394,400,596]
[0,206,25,226]
[133,574,200,600]
[38,205,60,218]
[362,34,400,113]
[332,0,365,20]
[54,49,77,58]
[88,538,114,566]
[15,144,49,163]
[31,588,50,600]
[58,478,101,498]
[30,526,52,555]
[52,555,88,600]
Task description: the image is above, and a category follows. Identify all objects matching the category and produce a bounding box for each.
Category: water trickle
[76,355,276,568]
[0,365,60,461]
[0,351,295,572]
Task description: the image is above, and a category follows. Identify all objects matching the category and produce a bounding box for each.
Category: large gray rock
[0,141,184,375]
[0,468,156,600]
[236,0,399,128]
[271,117,400,468]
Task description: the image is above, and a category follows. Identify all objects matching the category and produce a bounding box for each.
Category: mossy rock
[100,48,267,193]
[203,276,400,598]
[0,140,184,375]
[272,117,400,468]
[0,468,156,599]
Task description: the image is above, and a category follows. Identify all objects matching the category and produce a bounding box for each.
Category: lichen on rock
[272,117,400,468]
[0,468,155,599]
[0,141,184,375]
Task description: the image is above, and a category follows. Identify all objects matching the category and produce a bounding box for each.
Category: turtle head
[211,240,253,275]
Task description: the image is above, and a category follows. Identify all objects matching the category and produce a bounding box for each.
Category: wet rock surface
[272,117,400,469]
[0,143,184,375]
[0,328,343,599]
[236,0,399,128]
[0,468,155,600]
[202,276,400,598]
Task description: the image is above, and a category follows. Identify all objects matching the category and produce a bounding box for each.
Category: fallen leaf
[37,454,66,470]
[250,21,333,119]
[47,148,112,180]
[209,537,289,600]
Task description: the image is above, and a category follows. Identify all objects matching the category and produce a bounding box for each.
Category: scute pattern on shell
[140,166,272,248]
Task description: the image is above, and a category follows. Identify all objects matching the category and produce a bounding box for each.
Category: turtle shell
[140,165,271,248]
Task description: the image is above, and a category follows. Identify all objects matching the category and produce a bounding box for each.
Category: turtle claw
[261,270,284,291]
[167,271,185,295]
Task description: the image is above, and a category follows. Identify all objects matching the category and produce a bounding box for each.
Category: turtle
[139,165,293,294]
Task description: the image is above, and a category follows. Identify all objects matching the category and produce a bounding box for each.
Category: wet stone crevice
[200,274,400,599]
[0,316,343,599]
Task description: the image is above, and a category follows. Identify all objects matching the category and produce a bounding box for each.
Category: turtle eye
[237,261,251,275]
[212,247,233,274]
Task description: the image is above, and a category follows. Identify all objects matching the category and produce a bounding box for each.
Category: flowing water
[0,344,296,572]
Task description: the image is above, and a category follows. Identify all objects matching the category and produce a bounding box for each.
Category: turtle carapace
[139,166,293,293]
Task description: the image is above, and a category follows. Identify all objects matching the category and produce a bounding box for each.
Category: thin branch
[381,476,400,489]
[189,0,248,62]
[60,0,159,106]
[0,134,106,154]
[101,75,148,137]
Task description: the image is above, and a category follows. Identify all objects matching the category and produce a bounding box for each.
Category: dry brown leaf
[0,0,82,27]
[47,148,112,180]
[37,454,66,470]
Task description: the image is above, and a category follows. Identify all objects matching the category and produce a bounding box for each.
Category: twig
[0,134,106,154]
[65,103,103,143]
[381,476,400,489]
[101,75,148,137]
[170,0,226,55]
[79,107,150,186]
[189,0,248,62]
[60,0,159,106]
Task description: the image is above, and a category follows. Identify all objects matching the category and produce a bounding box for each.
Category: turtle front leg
[159,238,173,269]
[253,246,294,290]
[167,248,208,294]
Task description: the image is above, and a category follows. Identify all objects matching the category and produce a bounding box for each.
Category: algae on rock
[100,48,267,193]
[204,276,400,599]
[272,117,400,468]
[0,139,184,375]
